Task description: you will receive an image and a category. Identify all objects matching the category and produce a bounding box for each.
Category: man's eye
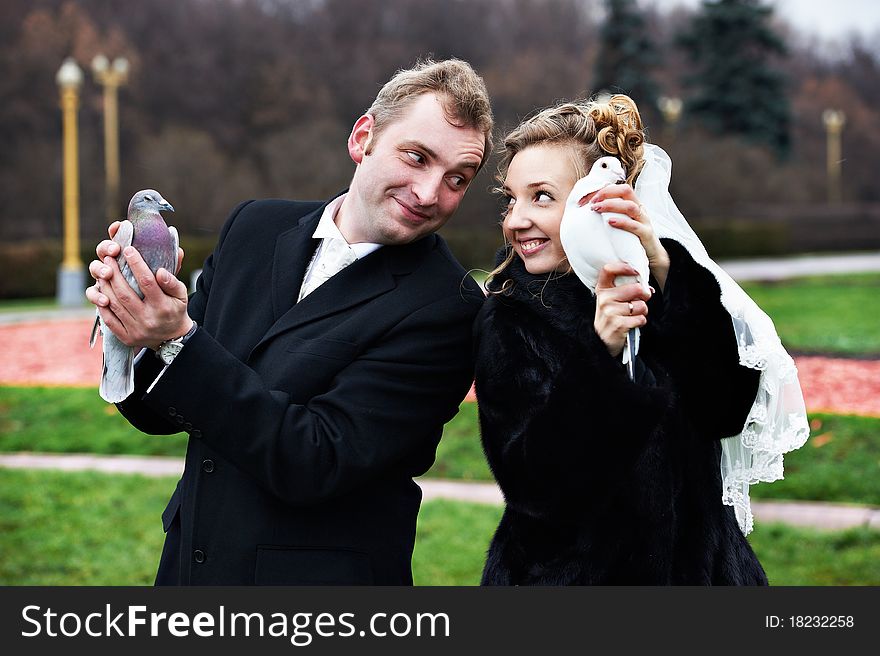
[405,151,425,164]
[449,175,466,189]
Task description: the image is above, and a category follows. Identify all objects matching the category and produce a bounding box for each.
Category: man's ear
[348,114,375,165]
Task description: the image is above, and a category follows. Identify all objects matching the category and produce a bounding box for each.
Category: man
[86,59,493,585]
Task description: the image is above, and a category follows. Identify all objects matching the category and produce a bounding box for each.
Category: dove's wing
[602,212,649,291]
[560,173,622,292]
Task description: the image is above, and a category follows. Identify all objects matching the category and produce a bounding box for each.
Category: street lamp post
[92,54,129,225]
[822,109,846,204]
[55,57,85,307]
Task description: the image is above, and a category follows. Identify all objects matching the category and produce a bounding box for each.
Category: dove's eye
[143,195,154,202]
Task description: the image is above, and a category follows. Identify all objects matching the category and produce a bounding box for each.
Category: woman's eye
[501,195,515,214]
[535,191,552,202]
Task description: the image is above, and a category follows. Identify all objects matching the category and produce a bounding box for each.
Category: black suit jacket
[117,196,484,585]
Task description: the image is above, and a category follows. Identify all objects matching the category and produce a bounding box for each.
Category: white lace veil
[636,143,810,535]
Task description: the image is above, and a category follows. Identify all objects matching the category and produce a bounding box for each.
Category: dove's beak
[159,202,175,213]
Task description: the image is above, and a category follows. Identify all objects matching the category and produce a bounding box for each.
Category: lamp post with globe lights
[55,57,85,307]
[92,54,129,224]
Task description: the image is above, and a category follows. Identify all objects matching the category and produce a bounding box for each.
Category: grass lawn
[0,386,187,457]
[0,469,877,585]
[740,273,880,355]
[0,297,59,313]
[3,387,880,507]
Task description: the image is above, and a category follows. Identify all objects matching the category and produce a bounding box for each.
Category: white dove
[559,156,649,379]
[89,189,178,403]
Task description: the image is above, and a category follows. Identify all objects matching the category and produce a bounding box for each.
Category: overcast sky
[643,0,880,42]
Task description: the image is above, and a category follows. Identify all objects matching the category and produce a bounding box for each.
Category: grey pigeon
[89,189,178,402]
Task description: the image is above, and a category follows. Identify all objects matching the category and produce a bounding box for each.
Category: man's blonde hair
[366,58,494,170]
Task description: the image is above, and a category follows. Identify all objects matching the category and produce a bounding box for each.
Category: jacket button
[192,429,202,439]
[175,416,184,425]
[184,422,193,431]
[202,459,214,473]
[193,549,206,564]
[168,407,177,417]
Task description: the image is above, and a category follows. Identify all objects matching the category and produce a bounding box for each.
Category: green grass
[1,469,877,585]
[0,297,58,313]
[4,388,879,508]
[0,386,187,457]
[413,499,501,585]
[750,523,880,586]
[0,468,176,585]
[429,403,491,481]
[749,413,880,505]
[740,273,880,355]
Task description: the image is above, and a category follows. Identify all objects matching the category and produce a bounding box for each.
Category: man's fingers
[97,304,129,341]
[85,283,109,308]
[97,238,121,261]
[122,246,163,302]
[107,221,121,239]
[155,268,188,300]
[88,259,114,282]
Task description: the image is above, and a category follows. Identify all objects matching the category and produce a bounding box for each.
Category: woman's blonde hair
[487,94,646,290]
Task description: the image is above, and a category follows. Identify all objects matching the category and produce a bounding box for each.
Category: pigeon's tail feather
[99,331,135,403]
[89,313,101,349]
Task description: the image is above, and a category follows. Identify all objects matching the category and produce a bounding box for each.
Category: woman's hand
[585,183,670,290]
[594,262,651,358]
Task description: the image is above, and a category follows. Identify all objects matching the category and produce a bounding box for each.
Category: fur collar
[486,247,595,336]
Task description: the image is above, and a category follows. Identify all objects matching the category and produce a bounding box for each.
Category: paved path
[1,452,876,531]
[717,251,880,281]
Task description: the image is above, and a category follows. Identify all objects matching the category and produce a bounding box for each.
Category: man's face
[341,93,486,245]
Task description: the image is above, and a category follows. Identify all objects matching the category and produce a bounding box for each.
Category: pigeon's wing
[90,221,134,348]
[112,220,142,298]
[168,225,180,274]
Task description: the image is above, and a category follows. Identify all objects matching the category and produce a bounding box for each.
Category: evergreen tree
[678,0,791,155]
[592,0,660,113]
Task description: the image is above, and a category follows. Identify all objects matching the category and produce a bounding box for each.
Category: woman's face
[502,143,578,275]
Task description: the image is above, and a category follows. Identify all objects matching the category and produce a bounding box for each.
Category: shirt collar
[312,193,383,259]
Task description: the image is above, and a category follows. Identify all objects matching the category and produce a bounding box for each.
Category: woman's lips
[519,238,549,256]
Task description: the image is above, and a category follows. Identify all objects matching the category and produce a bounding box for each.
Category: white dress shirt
[298,193,382,301]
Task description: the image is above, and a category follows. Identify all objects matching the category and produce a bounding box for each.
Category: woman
[474,96,808,585]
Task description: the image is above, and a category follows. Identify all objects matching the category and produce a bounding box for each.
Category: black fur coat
[474,239,768,585]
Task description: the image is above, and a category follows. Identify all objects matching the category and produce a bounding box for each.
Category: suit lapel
[260,249,396,343]
[270,207,322,321]
[259,200,437,354]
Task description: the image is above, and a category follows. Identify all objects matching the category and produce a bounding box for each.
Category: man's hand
[86,221,188,349]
